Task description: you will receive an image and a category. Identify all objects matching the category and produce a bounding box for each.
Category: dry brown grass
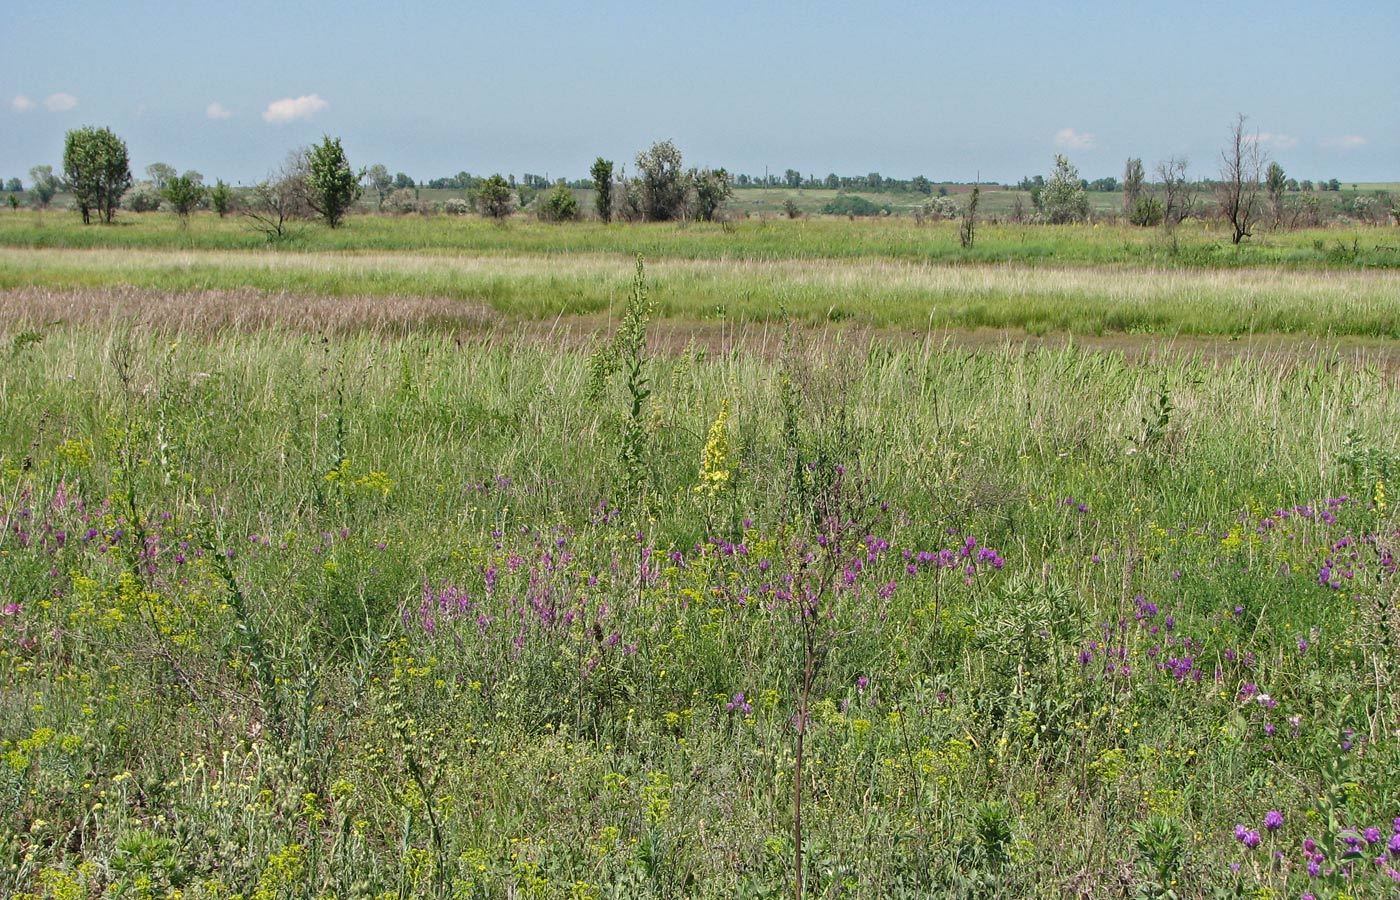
[6,285,1400,376]
[5,246,1398,306]
[0,285,498,336]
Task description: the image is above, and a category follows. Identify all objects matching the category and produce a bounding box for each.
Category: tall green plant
[590,157,614,223]
[305,136,362,228]
[586,255,656,503]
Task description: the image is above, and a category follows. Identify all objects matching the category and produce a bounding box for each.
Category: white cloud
[44,92,77,112]
[262,94,326,123]
[206,101,233,120]
[1323,135,1367,151]
[11,94,34,112]
[1053,128,1096,151]
[1247,132,1298,150]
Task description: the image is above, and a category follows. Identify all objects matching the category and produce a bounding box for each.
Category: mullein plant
[586,255,656,510]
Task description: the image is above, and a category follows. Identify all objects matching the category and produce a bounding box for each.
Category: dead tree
[1217,114,1265,245]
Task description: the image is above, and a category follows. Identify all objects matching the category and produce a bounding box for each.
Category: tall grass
[4,246,1400,337]
[2,318,1398,897]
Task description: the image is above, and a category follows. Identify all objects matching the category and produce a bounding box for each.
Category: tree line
[11,122,1395,240]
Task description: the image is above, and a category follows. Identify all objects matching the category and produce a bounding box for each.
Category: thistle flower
[1264,810,1283,831]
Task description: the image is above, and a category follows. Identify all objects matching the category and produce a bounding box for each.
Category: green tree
[1040,154,1089,224]
[4,177,21,192]
[590,157,614,223]
[163,172,206,223]
[690,168,732,222]
[1129,196,1164,227]
[209,180,233,218]
[1265,161,1287,226]
[910,175,932,195]
[366,164,393,211]
[635,140,688,221]
[475,174,514,222]
[145,162,176,191]
[28,165,59,208]
[1123,158,1145,216]
[539,181,579,222]
[304,136,362,228]
[63,126,133,224]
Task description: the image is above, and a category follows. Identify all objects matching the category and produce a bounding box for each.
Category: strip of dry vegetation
[3,246,1399,337]
[0,284,498,336]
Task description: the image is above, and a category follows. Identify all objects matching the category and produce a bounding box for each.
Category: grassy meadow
[2,212,1400,899]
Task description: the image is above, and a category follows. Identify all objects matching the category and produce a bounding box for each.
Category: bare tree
[1155,156,1195,230]
[1217,114,1266,244]
[243,152,310,242]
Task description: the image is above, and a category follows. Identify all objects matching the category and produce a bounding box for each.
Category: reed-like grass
[4,245,1400,337]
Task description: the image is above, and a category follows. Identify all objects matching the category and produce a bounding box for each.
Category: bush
[1040,154,1089,224]
[691,168,732,222]
[163,173,206,221]
[538,182,579,222]
[443,198,470,216]
[821,195,888,217]
[921,196,960,220]
[210,180,233,218]
[635,140,688,221]
[123,182,162,213]
[475,174,514,222]
[1129,196,1164,227]
[386,189,424,215]
[783,199,801,219]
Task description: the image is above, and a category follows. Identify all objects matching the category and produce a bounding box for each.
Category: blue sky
[3,0,1396,186]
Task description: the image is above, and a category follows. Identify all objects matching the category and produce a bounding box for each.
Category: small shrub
[386,189,423,215]
[123,182,162,213]
[1129,196,1164,227]
[475,174,514,222]
[538,182,579,222]
[209,180,233,217]
[163,173,206,222]
[922,195,959,220]
[820,195,888,217]
[443,197,470,216]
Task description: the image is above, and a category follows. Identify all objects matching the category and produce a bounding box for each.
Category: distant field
[1,210,1396,269]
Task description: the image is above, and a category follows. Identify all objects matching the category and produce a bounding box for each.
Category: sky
[2,0,1396,187]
